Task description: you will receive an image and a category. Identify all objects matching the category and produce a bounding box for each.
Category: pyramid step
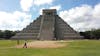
[63,36,83,39]
[21,30,39,33]
[12,36,38,40]
[64,33,80,36]
[16,33,39,36]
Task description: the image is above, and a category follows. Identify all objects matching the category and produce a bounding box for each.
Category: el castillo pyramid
[12,9,83,40]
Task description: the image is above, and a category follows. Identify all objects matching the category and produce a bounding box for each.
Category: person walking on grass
[23,40,27,48]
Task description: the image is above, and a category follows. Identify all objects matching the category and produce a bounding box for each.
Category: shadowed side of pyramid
[55,15,83,40]
[11,15,42,40]
[11,9,83,40]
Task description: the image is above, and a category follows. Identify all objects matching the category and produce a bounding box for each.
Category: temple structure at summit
[12,9,83,40]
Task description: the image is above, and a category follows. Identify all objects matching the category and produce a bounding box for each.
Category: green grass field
[0,40,100,56]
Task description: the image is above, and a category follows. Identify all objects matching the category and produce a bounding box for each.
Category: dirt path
[16,41,66,48]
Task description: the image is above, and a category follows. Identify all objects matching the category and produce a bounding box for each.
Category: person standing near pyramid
[23,40,27,48]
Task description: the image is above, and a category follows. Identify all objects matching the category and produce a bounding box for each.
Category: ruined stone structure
[12,9,83,40]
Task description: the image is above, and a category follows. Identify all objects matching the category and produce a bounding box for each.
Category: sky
[0,0,100,31]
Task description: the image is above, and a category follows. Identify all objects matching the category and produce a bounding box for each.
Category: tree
[3,30,16,39]
[0,30,3,38]
[80,29,100,39]
[92,29,100,39]
[80,31,91,39]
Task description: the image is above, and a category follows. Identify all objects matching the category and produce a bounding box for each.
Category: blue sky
[0,0,100,31]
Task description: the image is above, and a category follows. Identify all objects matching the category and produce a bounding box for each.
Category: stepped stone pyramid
[12,9,83,40]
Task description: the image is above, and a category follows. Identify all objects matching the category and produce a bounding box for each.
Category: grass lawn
[0,40,100,56]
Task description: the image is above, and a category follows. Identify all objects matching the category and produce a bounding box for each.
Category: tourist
[23,41,27,48]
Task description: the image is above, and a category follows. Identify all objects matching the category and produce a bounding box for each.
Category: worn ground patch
[16,41,67,48]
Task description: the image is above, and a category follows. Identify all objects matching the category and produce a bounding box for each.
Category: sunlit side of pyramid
[12,9,83,40]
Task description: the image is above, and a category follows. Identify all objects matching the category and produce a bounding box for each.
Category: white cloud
[33,0,54,6]
[20,0,33,11]
[0,11,32,31]
[39,8,45,15]
[92,4,100,18]
[20,0,55,11]
[59,4,100,31]
[50,5,61,11]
